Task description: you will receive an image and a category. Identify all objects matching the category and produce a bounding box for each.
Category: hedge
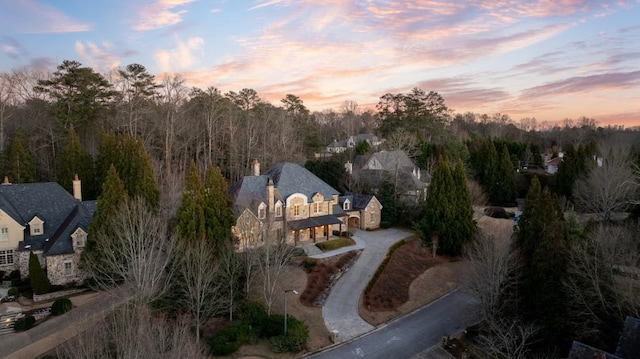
[14,316,36,331]
[51,297,73,315]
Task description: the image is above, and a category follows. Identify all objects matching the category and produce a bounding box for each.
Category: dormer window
[258,203,266,219]
[343,200,350,211]
[29,216,44,236]
[275,202,283,217]
[72,228,87,248]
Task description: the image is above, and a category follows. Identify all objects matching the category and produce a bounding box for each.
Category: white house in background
[0,175,95,285]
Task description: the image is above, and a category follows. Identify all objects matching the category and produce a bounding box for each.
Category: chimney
[252,158,260,176]
[345,161,353,175]
[2,176,9,185]
[267,178,275,213]
[72,174,82,201]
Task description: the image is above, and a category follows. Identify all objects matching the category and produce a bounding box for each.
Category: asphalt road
[306,289,480,359]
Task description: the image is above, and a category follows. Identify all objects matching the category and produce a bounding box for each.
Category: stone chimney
[267,178,275,214]
[72,174,82,201]
[252,158,260,176]
[2,176,9,185]
[344,161,353,175]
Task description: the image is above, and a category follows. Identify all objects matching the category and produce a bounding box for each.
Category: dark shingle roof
[568,341,622,359]
[263,163,339,201]
[616,316,640,359]
[0,182,93,256]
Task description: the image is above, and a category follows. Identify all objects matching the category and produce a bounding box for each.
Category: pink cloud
[522,70,640,99]
[133,0,196,31]
[0,0,91,34]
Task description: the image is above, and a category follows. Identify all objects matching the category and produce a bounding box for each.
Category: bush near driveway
[315,237,354,251]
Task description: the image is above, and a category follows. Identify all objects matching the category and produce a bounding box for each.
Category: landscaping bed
[315,237,355,251]
[299,250,361,307]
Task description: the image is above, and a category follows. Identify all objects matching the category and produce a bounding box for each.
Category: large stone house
[346,150,430,203]
[0,176,95,285]
[231,160,382,249]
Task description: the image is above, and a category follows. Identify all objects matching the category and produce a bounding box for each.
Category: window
[343,201,350,210]
[75,234,86,248]
[0,227,7,242]
[33,227,41,234]
[0,250,13,265]
[258,204,266,219]
[64,260,73,276]
[293,205,301,216]
[275,204,282,217]
[313,202,322,214]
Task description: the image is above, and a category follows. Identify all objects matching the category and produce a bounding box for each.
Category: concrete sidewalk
[321,228,414,342]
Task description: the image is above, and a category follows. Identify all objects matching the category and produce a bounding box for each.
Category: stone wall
[46,253,85,286]
[33,288,86,303]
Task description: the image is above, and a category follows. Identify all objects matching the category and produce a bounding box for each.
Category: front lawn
[315,237,354,251]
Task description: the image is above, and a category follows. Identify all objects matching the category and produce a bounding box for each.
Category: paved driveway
[315,228,414,342]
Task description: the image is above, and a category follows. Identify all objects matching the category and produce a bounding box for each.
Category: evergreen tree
[418,157,454,254]
[354,140,371,156]
[96,132,159,209]
[29,251,50,295]
[204,164,234,254]
[55,125,96,199]
[176,161,206,242]
[484,141,500,204]
[510,176,570,350]
[450,159,476,251]
[494,145,516,205]
[377,177,398,227]
[83,165,129,266]
[3,128,35,183]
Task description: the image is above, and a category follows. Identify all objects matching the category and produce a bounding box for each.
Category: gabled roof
[568,341,622,359]
[616,316,640,358]
[340,193,381,210]
[0,182,95,256]
[365,150,415,172]
[263,163,339,201]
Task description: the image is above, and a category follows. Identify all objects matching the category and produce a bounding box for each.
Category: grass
[315,237,354,251]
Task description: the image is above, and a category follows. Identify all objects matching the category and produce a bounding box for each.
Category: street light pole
[283,289,298,336]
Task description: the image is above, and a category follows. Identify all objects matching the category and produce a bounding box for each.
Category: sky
[1,0,639,128]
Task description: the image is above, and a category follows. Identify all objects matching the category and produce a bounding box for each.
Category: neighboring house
[0,175,95,286]
[545,156,563,174]
[347,134,382,148]
[325,140,348,154]
[347,150,430,203]
[338,194,383,231]
[231,160,382,249]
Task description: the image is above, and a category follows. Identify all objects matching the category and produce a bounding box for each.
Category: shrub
[269,316,309,352]
[380,221,392,229]
[7,287,18,296]
[301,259,316,273]
[14,315,36,331]
[9,270,20,280]
[51,298,72,315]
[28,251,51,295]
[262,314,286,337]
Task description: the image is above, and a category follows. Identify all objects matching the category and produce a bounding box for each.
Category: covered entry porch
[288,215,346,245]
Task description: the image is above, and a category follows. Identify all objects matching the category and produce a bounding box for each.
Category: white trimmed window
[258,203,266,219]
[0,250,13,265]
[63,260,73,276]
[275,203,282,217]
[0,227,8,242]
[343,200,350,211]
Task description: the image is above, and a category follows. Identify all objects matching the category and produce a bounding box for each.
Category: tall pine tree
[29,251,51,295]
[96,132,159,209]
[176,161,206,242]
[3,128,35,183]
[55,125,96,199]
[204,164,234,254]
[82,165,129,267]
[494,145,516,205]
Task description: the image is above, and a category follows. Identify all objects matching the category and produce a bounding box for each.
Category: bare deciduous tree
[472,318,541,359]
[465,234,515,319]
[573,145,638,221]
[174,238,226,343]
[218,248,245,322]
[58,305,205,358]
[85,197,175,305]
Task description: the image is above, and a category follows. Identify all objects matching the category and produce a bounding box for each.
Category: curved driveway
[311,228,414,342]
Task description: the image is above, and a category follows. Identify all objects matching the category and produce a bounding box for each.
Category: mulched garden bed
[299,250,361,307]
[363,240,451,311]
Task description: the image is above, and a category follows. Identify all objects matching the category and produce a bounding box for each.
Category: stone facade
[46,252,85,286]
